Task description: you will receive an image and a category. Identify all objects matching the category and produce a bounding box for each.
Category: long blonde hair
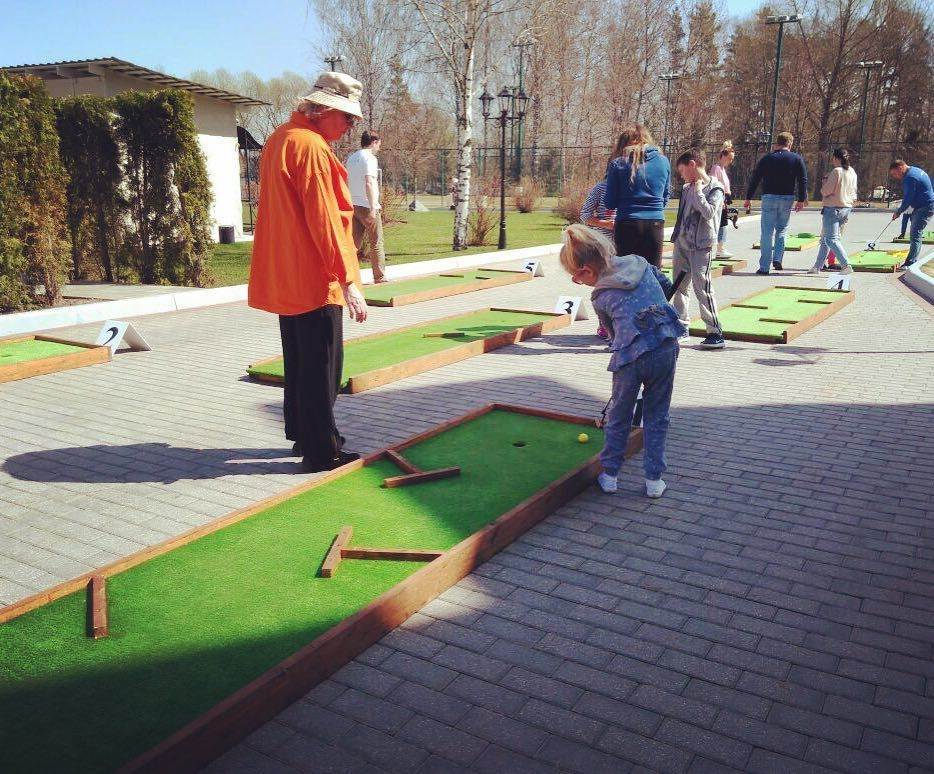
[559,224,613,276]
[612,124,655,181]
[719,140,735,161]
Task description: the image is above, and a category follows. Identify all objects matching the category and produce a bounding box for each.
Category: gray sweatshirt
[671,176,724,252]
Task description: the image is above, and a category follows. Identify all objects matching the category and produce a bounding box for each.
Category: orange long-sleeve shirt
[248,112,361,316]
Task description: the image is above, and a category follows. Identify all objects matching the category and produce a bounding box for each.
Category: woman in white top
[710,141,735,257]
[809,147,858,274]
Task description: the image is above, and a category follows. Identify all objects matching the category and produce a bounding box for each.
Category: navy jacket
[896,166,934,214]
[604,146,670,221]
[746,149,809,201]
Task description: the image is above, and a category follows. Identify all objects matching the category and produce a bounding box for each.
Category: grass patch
[0,339,85,365]
[214,210,676,287]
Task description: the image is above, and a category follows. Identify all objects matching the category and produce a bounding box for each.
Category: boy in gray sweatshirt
[670,149,724,350]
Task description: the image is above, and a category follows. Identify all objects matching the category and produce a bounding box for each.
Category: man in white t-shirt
[346,131,386,282]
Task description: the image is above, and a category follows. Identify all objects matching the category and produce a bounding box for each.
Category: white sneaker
[597,473,618,493]
[805,267,820,275]
[717,248,734,258]
[840,265,854,274]
[645,478,667,498]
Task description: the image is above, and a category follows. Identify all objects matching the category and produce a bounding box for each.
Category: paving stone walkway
[1,212,932,773]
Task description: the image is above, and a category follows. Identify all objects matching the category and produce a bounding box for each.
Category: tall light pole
[764,14,802,148]
[512,33,535,180]
[324,54,343,71]
[480,86,528,250]
[659,73,681,157]
[857,60,883,195]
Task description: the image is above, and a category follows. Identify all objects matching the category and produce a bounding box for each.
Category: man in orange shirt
[249,72,369,472]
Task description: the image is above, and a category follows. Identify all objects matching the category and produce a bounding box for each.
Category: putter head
[867,242,876,250]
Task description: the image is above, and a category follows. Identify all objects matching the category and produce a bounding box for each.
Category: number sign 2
[95,320,152,355]
[553,296,589,321]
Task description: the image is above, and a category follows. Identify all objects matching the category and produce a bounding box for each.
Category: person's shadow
[3,443,301,484]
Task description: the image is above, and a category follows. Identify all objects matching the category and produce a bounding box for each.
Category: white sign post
[522,259,545,277]
[553,296,589,321]
[825,273,852,292]
[95,320,152,355]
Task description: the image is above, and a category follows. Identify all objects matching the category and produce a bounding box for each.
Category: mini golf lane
[0,406,633,773]
[0,335,110,383]
[753,232,820,250]
[848,249,907,273]
[894,231,934,245]
[364,267,531,306]
[248,308,568,393]
[690,285,854,344]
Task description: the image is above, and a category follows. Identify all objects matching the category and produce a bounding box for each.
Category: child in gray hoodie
[560,224,685,499]
[670,148,725,350]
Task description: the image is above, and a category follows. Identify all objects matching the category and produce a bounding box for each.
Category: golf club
[867,219,892,251]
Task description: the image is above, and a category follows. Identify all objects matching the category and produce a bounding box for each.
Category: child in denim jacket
[560,224,685,498]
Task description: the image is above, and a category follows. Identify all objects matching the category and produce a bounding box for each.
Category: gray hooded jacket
[671,175,725,252]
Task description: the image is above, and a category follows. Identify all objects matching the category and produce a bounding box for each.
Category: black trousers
[279,305,343,464]
[614,219,665,268]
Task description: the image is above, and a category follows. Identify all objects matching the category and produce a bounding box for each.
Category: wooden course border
[0,404,643,772]
[247,307,571,394]
[0,334,111,384]
[365,267,533,307]
[691,285,854,344]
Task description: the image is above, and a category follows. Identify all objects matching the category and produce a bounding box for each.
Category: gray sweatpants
[671,245,721,336]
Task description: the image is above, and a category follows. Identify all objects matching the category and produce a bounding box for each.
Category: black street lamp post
[481,85,528,250]
[324,54,343,71]
[857,60,883,193]
[659,73,681,157]
[764,15,802,148]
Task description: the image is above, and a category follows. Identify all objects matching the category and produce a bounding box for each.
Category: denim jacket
[591,255,685,372]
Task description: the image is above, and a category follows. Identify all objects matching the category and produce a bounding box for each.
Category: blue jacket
[591,255,685,371]
[896,166,934,214]
[604,146,670,221]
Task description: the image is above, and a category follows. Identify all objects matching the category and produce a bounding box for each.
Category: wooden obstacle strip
[384,449,420,474]
[87,575,109,639]
[383,466,461,488]
[320,524,447,578]
[0,334,111,384]
[364,266,533,307]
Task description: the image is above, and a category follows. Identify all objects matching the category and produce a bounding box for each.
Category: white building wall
[40,69,243,240]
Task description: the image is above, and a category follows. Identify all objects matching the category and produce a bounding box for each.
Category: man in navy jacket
[744,132,809,274]
[890,159,934,268]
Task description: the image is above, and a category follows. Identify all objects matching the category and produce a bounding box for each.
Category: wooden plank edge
[87,575,108,639]
[320,526,353,578]
[383,466,461,489]
[384,449,421,474]
[340,548,444,561]
[782,289,854,343]
[0,344,111,385]
[377,272,528,307]
[120,424,642,773]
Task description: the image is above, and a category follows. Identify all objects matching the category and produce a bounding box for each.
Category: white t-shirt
[346,148,379,209]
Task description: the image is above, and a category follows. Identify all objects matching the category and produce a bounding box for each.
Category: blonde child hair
[559,223,614,275]
[719,140,735,160]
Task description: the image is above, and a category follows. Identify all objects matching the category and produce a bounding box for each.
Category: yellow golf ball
[577,433,589,444]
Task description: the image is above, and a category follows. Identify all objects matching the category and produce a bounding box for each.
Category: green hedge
[0,77,214,312]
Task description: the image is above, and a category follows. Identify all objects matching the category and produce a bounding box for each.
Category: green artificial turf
[753,232,820,250]
[0,339,85,365]
[364,268,524,304]
[0,409,603,773]
[848,250,906,272]
[691,286,846,341]
[894,231,934,244]
[248,309,550,384]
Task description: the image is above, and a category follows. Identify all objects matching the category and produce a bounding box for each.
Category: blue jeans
[906,205,933,265]
[717,224,728,245]
[814,207,851,270]
[759,194,795,271]
[600,338,678,481]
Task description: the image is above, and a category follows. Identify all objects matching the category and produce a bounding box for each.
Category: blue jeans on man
[905,205,933,266]
[599,339,678,482]
[813,207,851,270]
[758,194,795,272]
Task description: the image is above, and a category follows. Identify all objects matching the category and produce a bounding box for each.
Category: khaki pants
[352,205,386,282]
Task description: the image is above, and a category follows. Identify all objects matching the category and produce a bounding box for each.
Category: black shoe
[897,234,906,240]
[699,333,725,350]
[820,264,836,271]
[755,269,770,275]
[302,451,361,473]
[898,260,915,270]
[772,261,783,270]
[292,436,345,457]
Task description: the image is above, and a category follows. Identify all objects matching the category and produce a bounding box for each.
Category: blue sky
[1,0,766,81]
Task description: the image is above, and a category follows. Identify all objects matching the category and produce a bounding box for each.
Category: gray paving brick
[539,735,633,774]
[472,744,555,774]
[500,666,582,707]
[746,748,838,774]
[806,738,909,774]
[338,722,430,772]
[736,671,825,711]
[398,715,487,765]
[330,687,413,733]
[630,684,717,728]
[657,718,753,769]
[433,645,510,683]
[683,678,772,720]
[445,674,527,715]
[713,709,810,757]
[380,652,457,691]
[707,643,790,679]
[459,706,548,755]
[597,725,694,774]
[554,660,637,701]
[485,639,564,677]
[388,682,471,725]
[574,690,663,735]
[277,700,353,742]
[875,686,934,720]
[658,650,741,687]
[332,661,402,698]
[518,697,605,744]
[861,728,934,770]
[823,694,918,737]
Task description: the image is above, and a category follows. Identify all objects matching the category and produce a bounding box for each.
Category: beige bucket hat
[301,71,363,119]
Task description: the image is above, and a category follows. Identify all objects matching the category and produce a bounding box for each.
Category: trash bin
[218,225,236,244]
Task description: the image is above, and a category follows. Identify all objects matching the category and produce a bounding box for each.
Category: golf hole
[513,441,526,448]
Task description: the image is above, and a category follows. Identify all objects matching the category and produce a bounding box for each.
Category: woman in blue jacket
[604,124,671,268]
